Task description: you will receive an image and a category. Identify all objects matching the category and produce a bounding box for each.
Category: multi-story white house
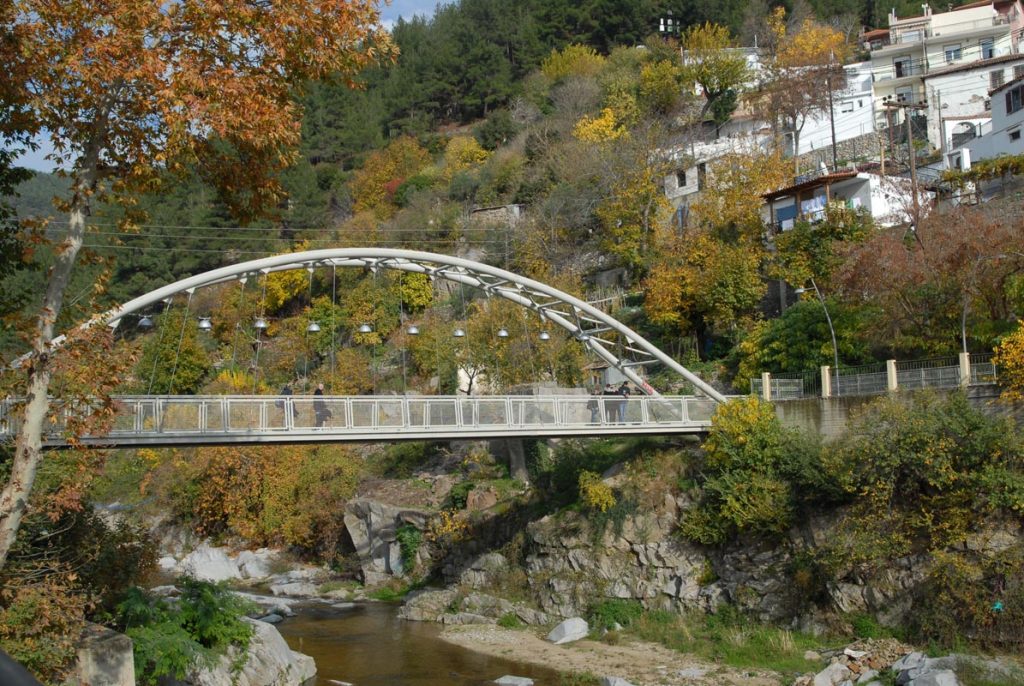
[793,61,876,159]
[947,74,1024,166]
[869,0,1024,146]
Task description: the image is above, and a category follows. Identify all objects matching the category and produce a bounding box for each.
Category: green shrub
[447,480,474,509]
[0,570,88,686]
[824,392,1024,565]
[116,578,255,685]
[497,612,523,629]
[395,524,422,571]
[589,599,643,630]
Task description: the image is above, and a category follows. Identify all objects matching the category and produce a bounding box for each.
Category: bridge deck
[0,395,718,448]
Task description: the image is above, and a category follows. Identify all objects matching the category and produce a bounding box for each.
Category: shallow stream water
[276,602,563,686]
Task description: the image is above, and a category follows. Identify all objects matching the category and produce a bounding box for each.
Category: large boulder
[188,617,315,686]
[343,499,429,586]
[459,552,508,589]
[908,672,960,686]
[180,543,241,582]
[812,662,852,686]
[236,549,277,580]
[399,589,459,622]
[76,623,135,686]
[546,617,589,645]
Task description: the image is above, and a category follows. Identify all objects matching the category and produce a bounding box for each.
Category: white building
[947,74,1024,166]
[792,61,876,158]
[761,170,931,230]
[869,1,1024,138]
[923,53,1024,149]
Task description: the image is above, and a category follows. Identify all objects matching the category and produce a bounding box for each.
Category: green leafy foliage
[134,307,212,394]
[681,397,831,544]
[589,599,643,630]
[396,524,422,570]
[116,578,256,685]
[823,392,1024,565]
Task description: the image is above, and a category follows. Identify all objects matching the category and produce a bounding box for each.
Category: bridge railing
[0,394,721,443]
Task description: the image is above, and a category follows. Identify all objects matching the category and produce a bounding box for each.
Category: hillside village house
[947,73,1024,167]
[868,0,1024,149]
[760,170,931,231]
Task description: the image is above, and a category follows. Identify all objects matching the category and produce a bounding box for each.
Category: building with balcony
[761,169,931,230]
[869,1,1024,137]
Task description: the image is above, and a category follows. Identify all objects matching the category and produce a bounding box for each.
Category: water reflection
[277,602,562,686]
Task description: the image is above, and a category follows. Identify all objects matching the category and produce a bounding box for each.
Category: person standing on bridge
[587,387,601,424]
[313,383,331,428]
[603,384,620,423]
[618,382,631,423]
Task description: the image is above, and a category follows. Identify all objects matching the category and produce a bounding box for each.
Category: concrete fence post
[821,366,832,399]
[886,359,898,392]
[761,372,772,401]
[959,351,971,387]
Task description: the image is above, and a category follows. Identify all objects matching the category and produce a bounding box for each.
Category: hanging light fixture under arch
[198,317,212,332]
[307,321,321,333]
[358,323,373,334]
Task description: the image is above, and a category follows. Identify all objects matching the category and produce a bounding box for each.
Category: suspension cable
[251,274,268,395]
[146,298,174,395]
[166,290,194,395]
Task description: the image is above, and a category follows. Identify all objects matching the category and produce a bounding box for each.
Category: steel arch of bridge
[98,248,725,402]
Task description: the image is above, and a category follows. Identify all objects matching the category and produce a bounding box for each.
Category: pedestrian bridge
[0,394,721,449]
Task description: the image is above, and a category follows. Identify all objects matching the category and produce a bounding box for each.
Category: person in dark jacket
[618,382,631,423]
[313,383,331,428]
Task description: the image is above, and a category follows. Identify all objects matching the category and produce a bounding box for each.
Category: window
[895,87,913,103]
[944,44,962,62]
[894,57,911,78]
[1010,128,1021,142]
[841,101,854,113]
[1015,65,1024,79]
[675,170,687,188]
[981,39,995,60]
[991,69,1006,89]
[1007,83,1024,114]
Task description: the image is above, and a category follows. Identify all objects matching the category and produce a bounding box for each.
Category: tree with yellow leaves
[689,149,790,239]
[994,323,1024,401]
[351,136,432,217]
[572,108,628,143]
[681,23,750,126]
[751,8,849,175]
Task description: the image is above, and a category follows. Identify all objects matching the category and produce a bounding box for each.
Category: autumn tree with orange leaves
[0,0,393,570]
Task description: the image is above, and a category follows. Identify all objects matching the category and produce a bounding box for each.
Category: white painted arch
[98,248,725,402]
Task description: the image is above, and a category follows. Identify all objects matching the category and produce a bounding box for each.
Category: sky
[14,0,442,173]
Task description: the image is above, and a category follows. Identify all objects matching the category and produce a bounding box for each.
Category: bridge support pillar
[821,366,832,399]
[959,352,971,387]
[494,438,530,484]
[886,359,898,392]
[761,372,772,402]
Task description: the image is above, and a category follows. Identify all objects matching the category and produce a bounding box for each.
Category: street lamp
[795,278,840,373]
[197,317,213,332]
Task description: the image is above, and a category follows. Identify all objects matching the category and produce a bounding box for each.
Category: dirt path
[440,624,786,686]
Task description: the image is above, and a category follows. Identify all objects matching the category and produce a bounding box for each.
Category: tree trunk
[0,149,100,570]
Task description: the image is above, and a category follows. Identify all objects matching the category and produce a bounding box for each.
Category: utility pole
[827,52,838,170]
[883,95,928,227]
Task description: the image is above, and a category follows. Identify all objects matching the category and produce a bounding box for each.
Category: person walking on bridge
[313,383,331,428]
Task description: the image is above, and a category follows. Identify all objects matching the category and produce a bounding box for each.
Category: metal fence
[751,353,999,400]
[0,394,722,447]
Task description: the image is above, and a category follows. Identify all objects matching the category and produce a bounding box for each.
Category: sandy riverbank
[440,624,785,686]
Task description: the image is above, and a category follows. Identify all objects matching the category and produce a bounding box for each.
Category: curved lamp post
[795,278,840,373]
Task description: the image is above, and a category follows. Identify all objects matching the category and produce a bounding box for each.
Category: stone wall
[796,131,883,171]
[774,385,1020,439]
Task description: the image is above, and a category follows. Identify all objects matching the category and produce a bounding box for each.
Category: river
[276,602,563,686]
